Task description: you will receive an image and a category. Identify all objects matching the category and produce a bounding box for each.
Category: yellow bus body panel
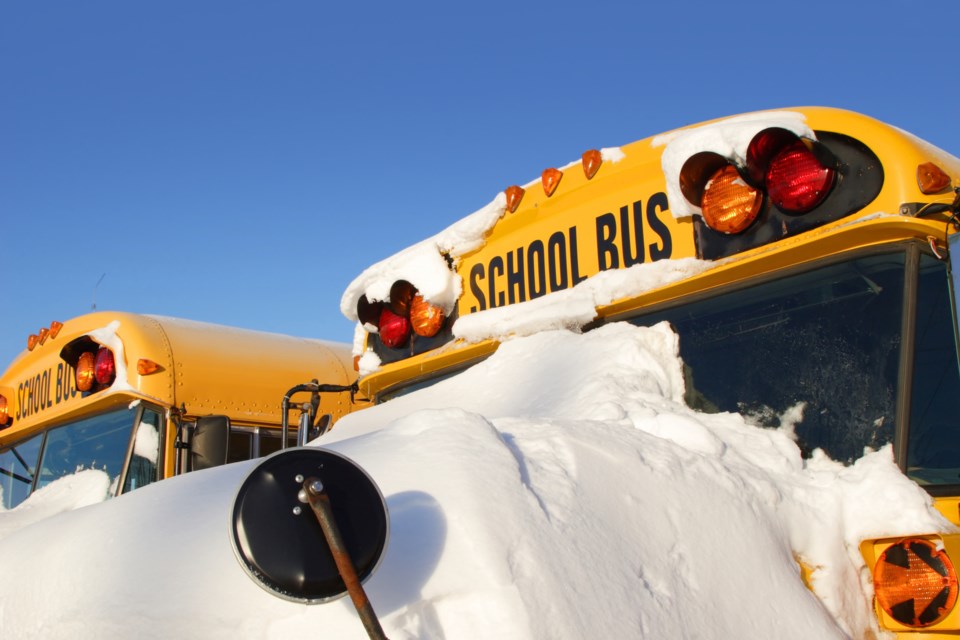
[0,311,357,447]
[357,107,960,400]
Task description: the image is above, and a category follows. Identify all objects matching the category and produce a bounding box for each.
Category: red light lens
[745,128,797,185]
[94,347,116,386]
[389,280,416,316]
[378,308,411,349]
[766,140,835,213]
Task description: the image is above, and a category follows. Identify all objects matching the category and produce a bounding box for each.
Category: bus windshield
[629,248,960,486]
[0,405,162,509]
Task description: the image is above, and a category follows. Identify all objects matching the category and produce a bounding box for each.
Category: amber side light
[38,328,50,345]
[542,168,563,197]
[874,538,958,628]
[582,149,602,179]
[137,359,161,375]
[0,395,9,426]
[49,321,63,339]
[27,335,40,351]
[505,185,525,213]
[918,162,952,194]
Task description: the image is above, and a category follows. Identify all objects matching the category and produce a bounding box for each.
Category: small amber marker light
[49,321,63,339]
[918,162,952,194]
[27,335,40,351]
[582,149,602,179]
[542,168,563,197]
[505,185,525,213]
[38,328,50,345]
[137,359,161,375]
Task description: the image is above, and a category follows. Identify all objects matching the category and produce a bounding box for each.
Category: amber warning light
[0,395,9,427]
[874,538,958,628]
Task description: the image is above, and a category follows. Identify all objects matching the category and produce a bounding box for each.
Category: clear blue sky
[3,1,959,368]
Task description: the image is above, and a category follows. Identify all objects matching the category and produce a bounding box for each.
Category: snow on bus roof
[341,110,813,354]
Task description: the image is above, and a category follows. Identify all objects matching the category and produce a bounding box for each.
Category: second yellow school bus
[0,311,359,510]
[342,107,960,637]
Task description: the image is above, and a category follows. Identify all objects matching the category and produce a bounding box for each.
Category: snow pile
[0,469,110,539]
[0,322,951,639]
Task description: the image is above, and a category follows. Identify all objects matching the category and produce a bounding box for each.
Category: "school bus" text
[468,192,674,311]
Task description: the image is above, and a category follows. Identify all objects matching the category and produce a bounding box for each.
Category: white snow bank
[0,320,950,640]
[0,469,110,540]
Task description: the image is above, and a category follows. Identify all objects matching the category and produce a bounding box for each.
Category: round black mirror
[230,447,389,603]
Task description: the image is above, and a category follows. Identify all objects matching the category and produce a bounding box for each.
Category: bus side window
[0,433,44,510]
[905,256,960,485]
[122,408,162,494]
[258,429,297,458]
[228,428,254,464]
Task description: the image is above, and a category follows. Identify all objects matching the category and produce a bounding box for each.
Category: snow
[0,323,952,639]
[0,108,951,638]
[88,320,137,394]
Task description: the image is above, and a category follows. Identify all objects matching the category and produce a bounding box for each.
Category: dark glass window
[0,432,43,509]
[258,430,297,457]
[630,253,909,464]
[122,408,162,493]
[906,255,960,487]
[35,408,136,492]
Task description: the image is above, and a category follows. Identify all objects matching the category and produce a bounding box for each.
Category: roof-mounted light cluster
[75,346,116,392]
[357,280,448,353]
[59,336,120,395]
[680,128,837,236]
[504,149,606,214]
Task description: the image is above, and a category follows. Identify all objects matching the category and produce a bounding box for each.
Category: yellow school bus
[342,107,960,636]
[0,311,359,509]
